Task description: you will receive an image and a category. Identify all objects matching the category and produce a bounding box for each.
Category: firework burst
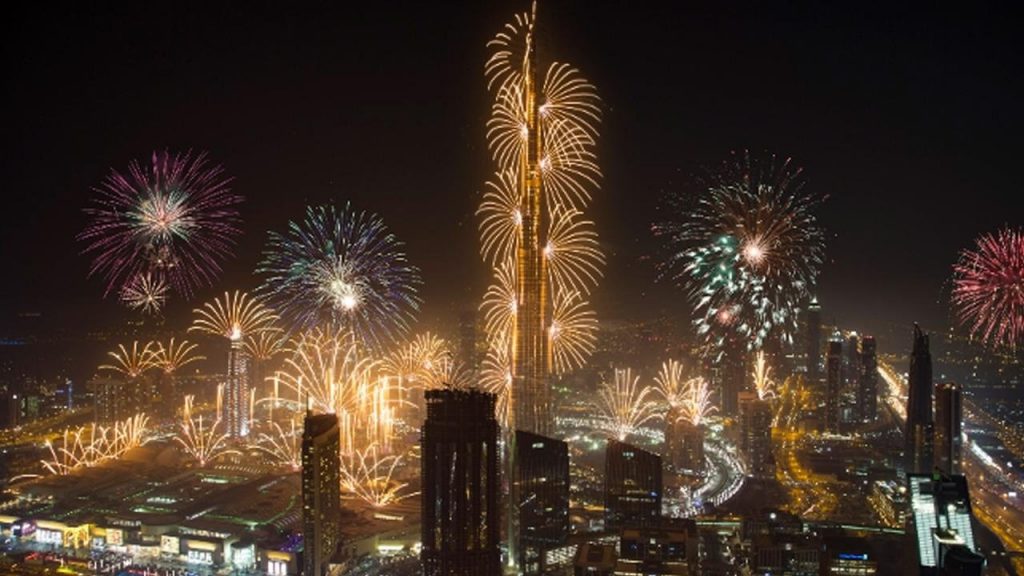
[594,368,660,441]
[678,377,717,427]
[340,444,416,508]
[99,341,159,378]
[952,227,1024,349]
[190,290,279,341]
[654,359,702,411]
[252,419,302,471]
[79,150,241,299]
[42,414,150,475]
[153,338,204,374]
[119,273,169,315]
[653,151,825,354]
[257,204,421,351]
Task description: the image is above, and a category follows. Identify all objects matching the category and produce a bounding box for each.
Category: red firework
[952,228,1024,348]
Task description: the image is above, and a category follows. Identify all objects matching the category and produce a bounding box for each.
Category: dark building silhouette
[858,336,878,422]
[805,297,822,385]
[301,412,341,576]
[665,418,704,474]
[845,333,860,388]
[906,324,935,476]
[825,339,842,433]
[738,391,774,478]
[605,439,662,530]
[516,430,569,575]
[715,339,746,417]
[421,389,500,576]
[934,382,963,475]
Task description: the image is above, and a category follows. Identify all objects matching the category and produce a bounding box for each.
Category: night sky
[3,2,1020,346]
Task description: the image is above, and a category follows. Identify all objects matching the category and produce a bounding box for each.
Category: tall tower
[421,389,501,576]
[905,324,934,475]
[223,338,250,438]
[825,338,842,433]
[301,412,341,576]
[858,336,878,422]
[805,297,822,385]
[934,382,963,474]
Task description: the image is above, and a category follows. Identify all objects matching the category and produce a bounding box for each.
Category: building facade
[516,430,570,575]
[825,339,842,433]
[934,382,963,475]
[857,335,878,422]
[421,389,500,575]
[301,412,341,576]
[605,440,662,530]
[905,325,934,476]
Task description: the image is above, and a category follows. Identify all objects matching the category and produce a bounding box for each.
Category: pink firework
[952,228,1024,349]
[79,150,242,298]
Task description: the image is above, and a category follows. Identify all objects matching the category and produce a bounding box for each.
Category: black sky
[2,2,1020,344]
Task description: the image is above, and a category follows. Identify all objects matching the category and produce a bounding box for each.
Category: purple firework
[79,150,242,298]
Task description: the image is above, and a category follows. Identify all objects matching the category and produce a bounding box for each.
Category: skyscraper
[858,335,878,422]
[516,430,570,575]
[906,324,934,475]
[806,297,822,384]
[605,439,662,530]
[739,391,774,478]
[223,339,250,438]
[665,418,704,474]
[301,412,341,576]
[421,389,500,575]
[934,382,963,475]
[825,339,842,433]
[845,333,860,388]
[908,473,983,574]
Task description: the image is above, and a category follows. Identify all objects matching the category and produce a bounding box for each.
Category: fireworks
[480,342,513,427]
[275,327,398,455]
[119,273,169,315]
[252,419,302,471]
[751,351,777,401]
[257,204,421,350]
[153,338,204,374]
[477,3,603,432]
[99,341,159,378]
[244,330,287,362]
[42,414,150,475]
[678,377,717,427]
[174,393,238,467]
[654,359,700,411]
[594,368,660,441]
[190,290,279,341]
[340,445,416,508]
[79,150,242,300]
[952,227,1024,349]
[653,151,825,353]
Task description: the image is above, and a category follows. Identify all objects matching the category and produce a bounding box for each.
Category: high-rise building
[665,418,704,474]
[223,339,250,438]
[805,297,822,385]
[605,439,662,530]
[93,376,148,424]
[857,336,878,422]
[934,382,963,475]
[421,389,500,575]
[716,339,746,417]
[301,412,341,576]
[825,339,842,433]
[908,474,984,575]
[845,333,860,388]
[738,392,774,478]
[516,430,570,575]
[906,324,934,476]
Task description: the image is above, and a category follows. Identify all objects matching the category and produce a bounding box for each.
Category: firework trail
[952,227,1024,349]
[153,338,204,374]
[79,150,241,300]
[99,341,159,378]
[678,377,717,427]
[252,419,302,471]
[42,414,150,475]
[653,151,825,354]
[594,368,660,441]
[174,393,238,466]
[340,444,417,508]
[751,351,777,401]
[654,359,704,412]
[257,204,421,351]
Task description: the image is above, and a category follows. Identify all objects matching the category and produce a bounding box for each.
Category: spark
[252,418,302,471]
[678,377,718,427]
[549,288,597,374]
[42,414,150,475]
[243,330,287,362]
[99,341,159,378]
[174,393,238,467]
[654,359,701,411]
[153,338,204,374]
